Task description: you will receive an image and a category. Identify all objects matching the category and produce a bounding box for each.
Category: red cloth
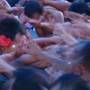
[0,35,13,48]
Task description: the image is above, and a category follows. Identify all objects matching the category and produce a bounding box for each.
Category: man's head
[24,0,43,19]
[11,67,50,90]
[69,2,88,14]
[0,17,24,40]
[12,68,42,90]
[51,73,89,90]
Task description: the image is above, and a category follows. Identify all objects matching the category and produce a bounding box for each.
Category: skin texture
[0,1,90,89]
[39,0,71,11]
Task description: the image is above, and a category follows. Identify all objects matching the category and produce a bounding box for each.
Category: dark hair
[69,2,88,14]
[12,67,47,90]
[85,0,90,2]
[71,0,90,15]
[0,17,24,40]
[86,3,90,15]
[55,73,89,90]
[67,0,75,2]
[0,74,8,90]
[74,0,90,3]
[7,0,20,7]
[24,0,43,18]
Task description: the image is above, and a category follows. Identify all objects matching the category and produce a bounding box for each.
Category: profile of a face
[32,13,41,20]
[15,33,23,40]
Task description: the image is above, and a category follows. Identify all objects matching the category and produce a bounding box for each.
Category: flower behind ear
[0,35,13,48]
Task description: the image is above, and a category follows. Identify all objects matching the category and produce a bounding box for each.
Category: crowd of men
[0,0,90,90]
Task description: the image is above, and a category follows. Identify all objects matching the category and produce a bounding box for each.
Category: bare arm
[0,0,11,9]
[53,23,78,45]
[41,0,71,11]
[0,59,15,74]
[34,36,64,48]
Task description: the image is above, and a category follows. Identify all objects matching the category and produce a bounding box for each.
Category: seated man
[0,16,25,54]
[23,0,44,38]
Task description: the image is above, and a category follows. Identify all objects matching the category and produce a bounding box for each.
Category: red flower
[0,35,13,48]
